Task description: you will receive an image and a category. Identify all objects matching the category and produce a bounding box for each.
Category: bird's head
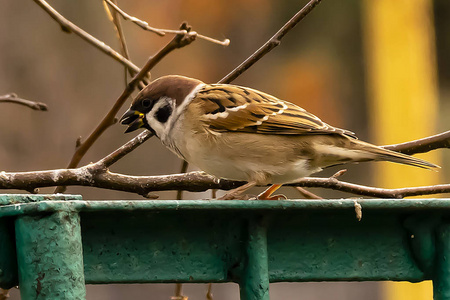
[120,75,203,137]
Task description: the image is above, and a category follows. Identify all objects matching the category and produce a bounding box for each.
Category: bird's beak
[120,110,145,133]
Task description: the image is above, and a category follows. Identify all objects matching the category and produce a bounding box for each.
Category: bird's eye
[142,99,151,108]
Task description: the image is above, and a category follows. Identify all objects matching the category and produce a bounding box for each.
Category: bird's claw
[257,194,287,200]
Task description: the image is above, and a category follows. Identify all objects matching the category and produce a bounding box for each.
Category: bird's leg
[257,184,286,200]
[218,181,257,200]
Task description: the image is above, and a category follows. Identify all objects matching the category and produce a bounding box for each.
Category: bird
[120,75,439,200]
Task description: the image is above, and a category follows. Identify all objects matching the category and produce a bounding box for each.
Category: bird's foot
[256,184,285,200]
[218,192,241,200]
[217,181,257,200]
[257,193,287,200]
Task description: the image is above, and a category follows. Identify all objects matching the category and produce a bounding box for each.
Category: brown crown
[137,75,204,106]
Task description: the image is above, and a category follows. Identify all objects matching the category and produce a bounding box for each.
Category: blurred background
[1,0,449,299]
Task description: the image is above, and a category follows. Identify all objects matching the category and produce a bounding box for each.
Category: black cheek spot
[155,105,173,123]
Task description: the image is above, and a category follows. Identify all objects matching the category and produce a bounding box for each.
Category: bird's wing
[192,84,356,137]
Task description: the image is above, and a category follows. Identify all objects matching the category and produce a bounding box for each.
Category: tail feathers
[355,140,439,170]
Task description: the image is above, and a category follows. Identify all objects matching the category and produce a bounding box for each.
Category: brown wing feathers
[196,84,355,137]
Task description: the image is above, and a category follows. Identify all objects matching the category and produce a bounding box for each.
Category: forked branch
[0,168,449,199]
[54,24,197,193]
[33,0,140,74]
[103,0,230,46]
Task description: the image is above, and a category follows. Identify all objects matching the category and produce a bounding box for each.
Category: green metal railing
[1,195,450,299]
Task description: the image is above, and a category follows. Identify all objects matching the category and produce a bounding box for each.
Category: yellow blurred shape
[363,0,440,299]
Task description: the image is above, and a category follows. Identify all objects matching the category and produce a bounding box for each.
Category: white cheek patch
[146,113,165,137]
[146,97,176,138]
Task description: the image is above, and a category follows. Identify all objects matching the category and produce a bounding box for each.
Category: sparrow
[120,75,439,200]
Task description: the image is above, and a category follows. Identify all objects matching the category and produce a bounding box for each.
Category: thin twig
[104,0,230,46]
[0,93,47,111]
[33,0,140,74]
[382,130,450,156]
[104,0,132,84]
[97,131,154,169]
[295,187,322,199]
[103,0,148,89]
[288,178,450,199]
[331,169,347,179]
[104,0,165,36]
[54,24,197,193]
[219,0,322,84]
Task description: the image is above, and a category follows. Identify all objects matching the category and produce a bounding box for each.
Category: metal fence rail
[1,195,449,300]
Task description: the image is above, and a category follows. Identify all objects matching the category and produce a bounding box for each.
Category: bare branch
[1,168,449,199]
[103,0,148,88]
[104,0,230,46]
[0,126,448,198]
[0,93,47,111]
[103,0,132,62]
[288,178,450,199]
[97,130,154,169]
[382,130,450,156]
[33,0,140,74]
[54,25,197,193]
[103,0,132,83]
[104,0,165,36]
[219,0,322,84]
